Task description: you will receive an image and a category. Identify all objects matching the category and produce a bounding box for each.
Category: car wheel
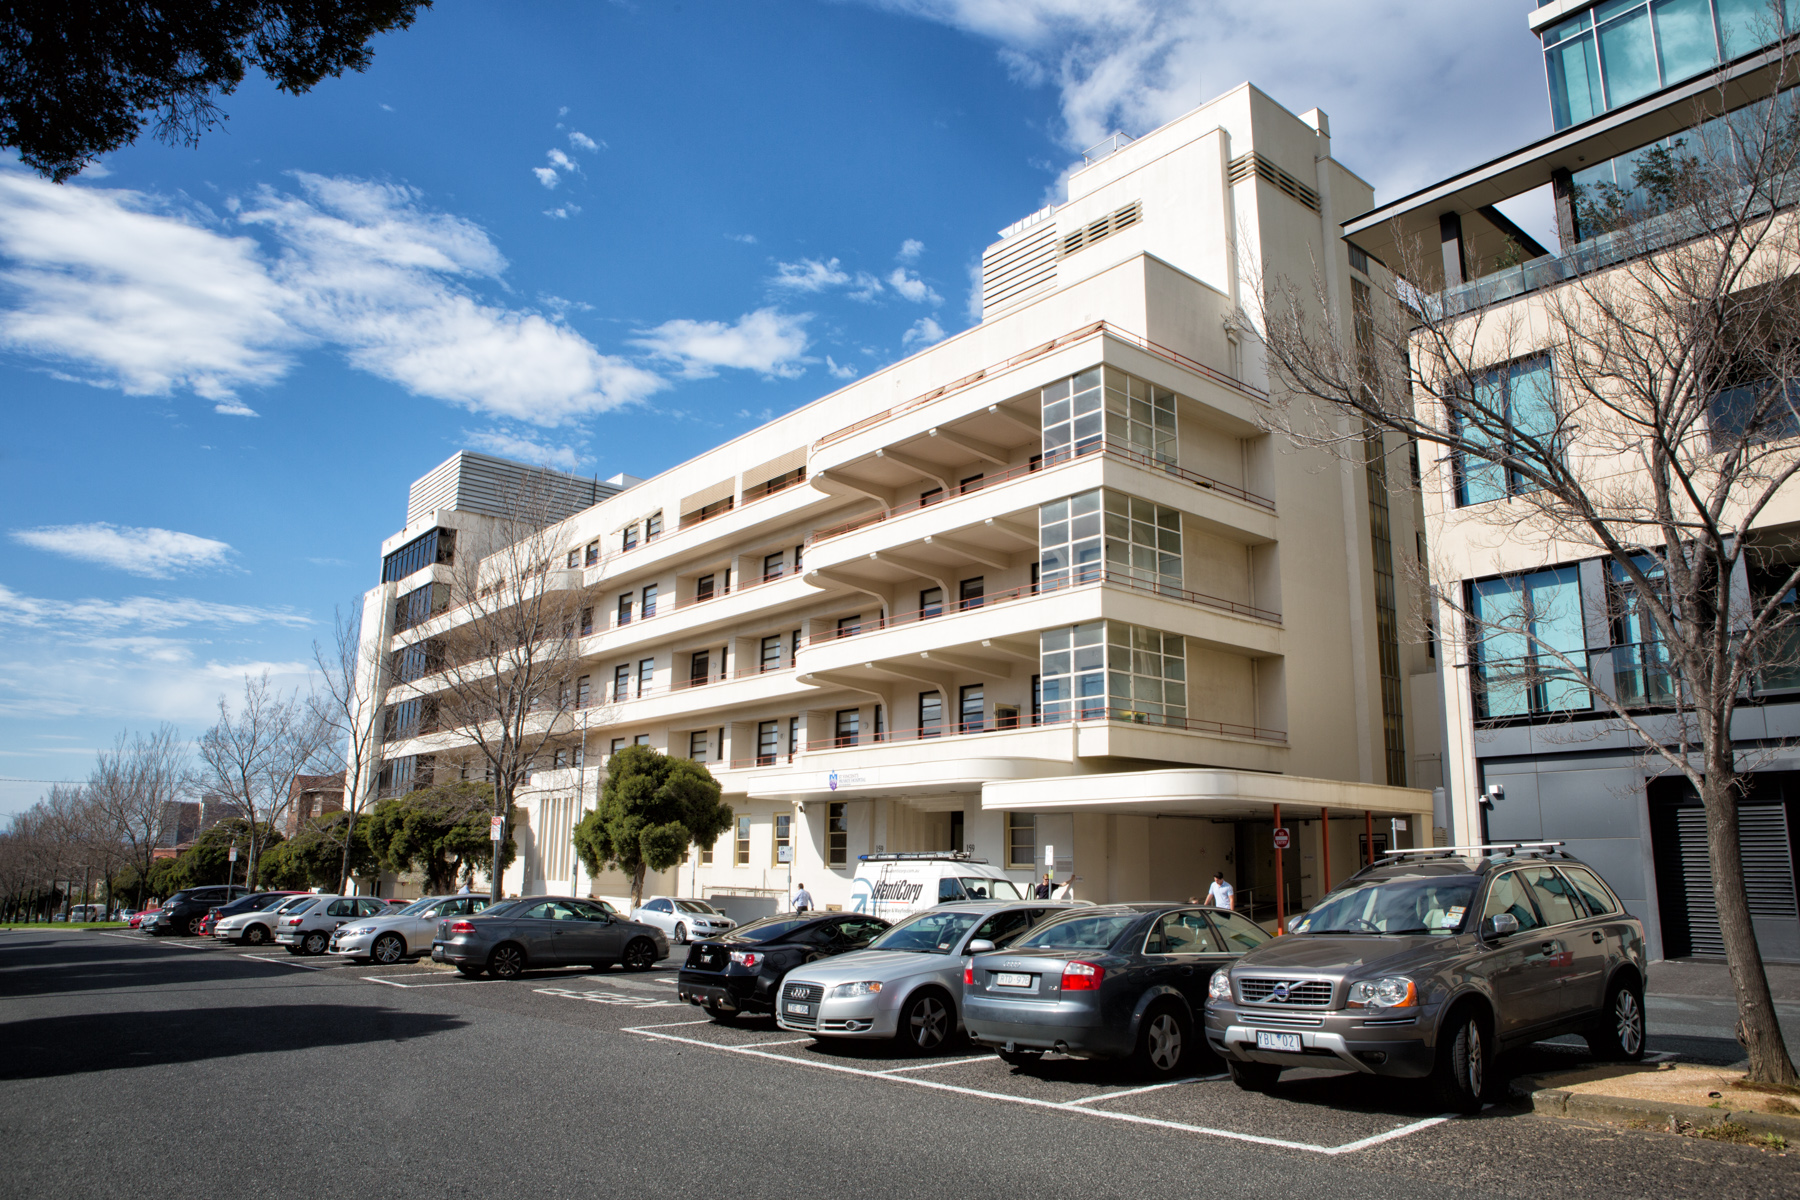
[1428,1004,1491,1115]
[456,965,485,978]
[704,1004,736,1023]
[898,990,953,1055]
[372,934,406,966]
[1133,1002,1190,1078]
[301,930,329,956]
[622,938,658,972]
[996,1048,1043,1068]
[488,944,526,980]
[674,923,687,944]
[1228,1059,1281,1091]
[1585,976,1647,1062]
[243,925,268,946]
[185,915,204,937]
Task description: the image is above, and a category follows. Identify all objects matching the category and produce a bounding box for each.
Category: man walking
[792,882,813,912]
[1205,872,1235,910]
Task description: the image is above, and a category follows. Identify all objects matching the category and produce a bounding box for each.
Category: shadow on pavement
[0,1005,467,1081]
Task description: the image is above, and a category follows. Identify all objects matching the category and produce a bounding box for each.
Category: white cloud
[887,267,942,305]
[826,356,859,380]
[533,166,560,189]
[868,1,1554,220]
[213,399,259,416]
[633,308,812,380]
[903,316,947,349]
[463,426,585,471]
[546,148,578,174]
[569,131,602,152]
[0,583,309,632]
[898,238,925,262]
[10,523,234,578]
[727,232,759,244]
[544,204,581,219]
[770,257,853,292]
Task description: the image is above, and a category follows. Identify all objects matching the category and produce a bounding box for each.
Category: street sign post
[489,815,504,842]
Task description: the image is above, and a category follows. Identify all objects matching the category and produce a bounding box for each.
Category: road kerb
[1516,1081,1800,1140]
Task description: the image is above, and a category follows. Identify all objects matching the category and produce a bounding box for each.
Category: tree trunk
[631,861,646,910]
[1702,772,1800,1086]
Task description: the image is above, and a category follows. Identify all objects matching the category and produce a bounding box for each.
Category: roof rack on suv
[856,852,990,863]
[1374,842,1567,863]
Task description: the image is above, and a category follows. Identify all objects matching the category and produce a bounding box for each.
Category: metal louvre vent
[981,222,1061,317]
[1060,200,1143,258]
[1674,804,1798,957]
[1227,152,1320,214]
[1239,977,1334,1007]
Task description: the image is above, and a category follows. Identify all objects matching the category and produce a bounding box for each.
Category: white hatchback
[631,897,735,944]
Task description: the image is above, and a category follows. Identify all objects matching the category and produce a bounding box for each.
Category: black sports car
[678,911,890,1019]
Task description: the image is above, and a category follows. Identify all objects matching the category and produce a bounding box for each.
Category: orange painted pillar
[1365,810,1374,865]
[1273,802,1285,935]
[1320,808,1331,893]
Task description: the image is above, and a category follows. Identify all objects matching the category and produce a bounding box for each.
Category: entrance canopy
[981,767,1430,819]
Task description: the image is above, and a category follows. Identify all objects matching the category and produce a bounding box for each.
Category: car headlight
[1347,977,1417,1008]
[343,926,376,937]
[828,981,883,998]
[1206,969,1233,1002]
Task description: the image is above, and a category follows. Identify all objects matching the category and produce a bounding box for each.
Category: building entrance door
[1235,819,1300,922]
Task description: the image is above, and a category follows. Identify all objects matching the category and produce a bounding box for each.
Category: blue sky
[0,1,1555,816]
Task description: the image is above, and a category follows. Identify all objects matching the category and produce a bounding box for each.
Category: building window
[394,582,449,632]
[567,549,579,568]
[763,551,785,582]
[760,635,782,672]
[920,587,943,618]
[788,716,799,756]
[646,511,663,541]
[617,594,633,626]
[828,802,848,867]
[579,606,594,636]
[641,583,658,618]
[585,540,599,567]
[622,523,639,552]
[609,737,625,757]
[634,733,650,747]
[757,720,778,766]
[1610,558,1675,707]
[1039,621,1186,725]
[575,675,591,708]
[794,543,804,571]
[920,486,944,507]
[791,628,802,660]
[996,704,1020,729]
[958,577,985,611]
[1006,812,1037,870]
[1041,366,1176,466]
[836,614,862,639]
[382,527,455,583]
[1104,491,1182,593]
[1455,356,1559,506]
[1469,566,1591,719]
[689,650,710,688]
[1037,489,1102,591]
[959,472,985,494]
[959,684,984,734]
[613,664,630,702]
[689,730,709,762]
[697,573,716,602]
[735,816,751,866]
[638,658,655,697]
[919,692,942,739]
[835,708,860,748]
[773,813,792,865]
[700,837,713,866]
[1031,675,1042,725]
[1038,621,1105,723]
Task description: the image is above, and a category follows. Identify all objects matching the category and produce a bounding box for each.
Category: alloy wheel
[244,926,267,946]
[491,945,525,979]
[1615,989,1644,1056]
[1147,1013,1183,1072]
[1464,1020,1484,1098]
[373,935,404,965]
[624,940,656,971]
[909,996,949,1050]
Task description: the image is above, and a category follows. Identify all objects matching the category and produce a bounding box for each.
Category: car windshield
[1015,912,1140,951]
[399,898,439,915]
[675,900,717,914]
[868,910,982,953]
[1296,875,1479,936]
[724,916,812,943]
[957,878,1024,901]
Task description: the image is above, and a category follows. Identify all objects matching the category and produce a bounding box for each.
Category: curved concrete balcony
[573,664,808,725]
[571,570,828,659]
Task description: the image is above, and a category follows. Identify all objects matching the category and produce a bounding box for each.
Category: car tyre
[996,1047,1043,1068]
[674,922,687,944]
[1428,1004,1491,1115]
[898,990,953,1055]
[1133,1002,1191,1078]
[243,925,268,946]
[1228,1059,1281,1092]
[622,938,658,972]
[372,933,406,966]
[488,943,526,980]
[185,915,204,937]
[456,965,485,978]
[301,930,329,956]
[1585,975,1647,1062]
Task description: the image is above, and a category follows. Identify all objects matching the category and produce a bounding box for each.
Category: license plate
[785,1002,812,1015]
[1256,1031,1302,1052]
[994,972,1032,988]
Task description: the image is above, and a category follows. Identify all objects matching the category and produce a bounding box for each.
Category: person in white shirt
[1205,873,1235,910]
[792,884,814,912]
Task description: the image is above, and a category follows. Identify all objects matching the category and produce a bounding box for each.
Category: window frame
[1006,811,1037,870]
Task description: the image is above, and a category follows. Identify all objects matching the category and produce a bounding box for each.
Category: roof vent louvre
[1227,152,1320,213]
[1058,200,1144,259]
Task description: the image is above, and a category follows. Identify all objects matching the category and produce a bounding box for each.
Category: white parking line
[243,953,327,970]
[91,932,207,950]
[534,986,688,1008]
[363,974,497,988]
[879,1055,995,1074]
[622,1024,1455,1155]
[1060,1074,1226,1106]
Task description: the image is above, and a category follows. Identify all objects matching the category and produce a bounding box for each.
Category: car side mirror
[1284,914,1304,933]
[1482,913,1519,939]
[967,939,996,954]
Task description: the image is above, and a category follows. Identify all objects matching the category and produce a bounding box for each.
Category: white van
[849,853,1028,919]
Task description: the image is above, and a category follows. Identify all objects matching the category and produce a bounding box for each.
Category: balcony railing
[806,567,1279,648]
[581,663,799,710]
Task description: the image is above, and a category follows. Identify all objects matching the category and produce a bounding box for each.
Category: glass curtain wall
[1040,488,1182,592]
[1041,366,1178,466]
[1456,356,1559,506]
[1470,566,1593,717]
[1039,620,1187,725]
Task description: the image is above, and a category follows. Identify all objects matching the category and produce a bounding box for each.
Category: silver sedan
[631,896,735,944]
[775,901,1076,1054]
[329,895,495,964]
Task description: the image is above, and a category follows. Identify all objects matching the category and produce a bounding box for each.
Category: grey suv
[1203,843,1646,1113]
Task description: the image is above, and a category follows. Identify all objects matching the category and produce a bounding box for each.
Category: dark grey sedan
[432,896,670,979]
[964,903,1271,1077]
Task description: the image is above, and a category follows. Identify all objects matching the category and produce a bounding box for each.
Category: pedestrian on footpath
[1035,874,1052,899]
[1205,872,1235,910]
[793,883,813,912]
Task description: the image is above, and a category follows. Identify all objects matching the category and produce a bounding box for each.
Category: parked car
[777,901,1079,1053]
[631,896,736,944]
[142,886,254,936]
[330,894,497,964]
[129,909,152,930]
[678,911,891,1020]
[432,896,665,979]
[208,892,309,945]
[965,903,1271,1078]
[273,895,390,956]
[1203,843,1647,1113]
[851,853,1029,920]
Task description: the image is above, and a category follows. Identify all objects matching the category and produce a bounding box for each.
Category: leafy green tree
[169,818,281,891]
[0,1,432,181]
[366,781,517,894]
[283,811,375,889]
[573,746,732,908]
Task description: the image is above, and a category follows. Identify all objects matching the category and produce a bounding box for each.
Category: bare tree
[313,604,388,892]
[1256,53,1800,1084]
[198,673,332,887]
[86,725,192,911]
[413,475,585,903]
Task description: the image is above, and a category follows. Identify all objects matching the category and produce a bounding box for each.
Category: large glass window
[1041,488,1180,592]
[735,816,751,866]
[828,802,848,867]
[1041,367,1102,463]
[1038,490,1103,590]
[959,684,985,733]
[1040,621,1185,725]
[1546,13,1604,129]
[1610,558,1674,706]
[1455,356,1559,507]
[382,527,454,583]
[757,720,778,766]
[1038,621,1106,723]
[1040,366,1178,466]
[1104,492,1182,592]
[1470,566,1592,718]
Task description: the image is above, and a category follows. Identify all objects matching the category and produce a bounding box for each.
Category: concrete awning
[981,768,1430,819]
